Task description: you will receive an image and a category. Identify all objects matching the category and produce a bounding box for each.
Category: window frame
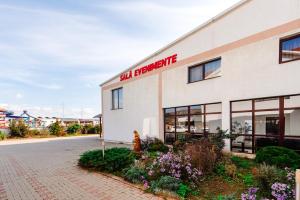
[188,57,221,83]
[111,87,123,110]
[230,93,300,154]
[164,102,222,144]
[279,33,300,64]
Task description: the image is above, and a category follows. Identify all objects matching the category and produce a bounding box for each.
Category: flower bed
[78,131,298,200]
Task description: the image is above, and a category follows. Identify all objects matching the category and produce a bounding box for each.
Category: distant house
[0,108,6,129]
[93,114,102,125]
[38,117,57,128]
[20,110,42,128]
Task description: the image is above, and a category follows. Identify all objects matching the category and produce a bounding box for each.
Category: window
[112,88,123,110]
[230,94,300,154]
[188,58,221,83]
[164,103,222,144]
[280,33,300,63]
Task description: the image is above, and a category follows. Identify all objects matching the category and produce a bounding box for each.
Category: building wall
[101,0,300,143]
[102,75,160,142]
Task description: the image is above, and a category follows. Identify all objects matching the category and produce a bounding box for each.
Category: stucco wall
[102,75,159,142]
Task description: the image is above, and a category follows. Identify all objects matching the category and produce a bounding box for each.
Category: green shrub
[255,146,300,169]
[214,163,226,176]
[0,131,6,140]
[123,167,147,184]
[79,148,135,173]
[176,183,191,199]
[78,149,104,168]
[231,156,251,169]
[48,121,65,136]
[67,123,81,134]
[93,124,102,135]
[151,176,182,192]
[9,119,29,137]
[242,174,254,187]
[104,148,135,172]
[141,137,169,153]
[81,124,101,135]
[208,128,228,154]
[254,163,286,198]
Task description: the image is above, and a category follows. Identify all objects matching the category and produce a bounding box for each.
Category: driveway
[0,136,159,200]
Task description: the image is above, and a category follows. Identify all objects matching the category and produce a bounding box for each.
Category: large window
[188,58,221,83]
[280,33,300,63]
[230,94,300,154]
[112,88,123,110]
[164,103,222,144]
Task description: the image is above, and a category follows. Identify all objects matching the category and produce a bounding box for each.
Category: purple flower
[143,180,149,189]
[271,182,295,200]
[241,187,258,200]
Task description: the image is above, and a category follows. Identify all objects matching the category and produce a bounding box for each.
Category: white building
[100,0,300,154]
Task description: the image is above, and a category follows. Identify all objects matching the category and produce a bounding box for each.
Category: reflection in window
[112,88,123,109]
[188,58,221,83]
[206,114,222,133]
[255,111,279,136]
[188,66,203,82]
[284,95,300,108]
[190,115,204,133]
[165,116,175,132]
[231,113,253,135]
[165,108,175,116]
[232,100,252,112]
[176,107,188,115]
[255,98,279,110]
[176,116,189,133]
[285,109,300,136]
[231,94,300,154]
[206,103,222,113]
[190,105,203,115]
[231,137,253,154]
[280,34,300,63]
[205,59,221,79]
[164,103,222,144]
[231,111,253,154]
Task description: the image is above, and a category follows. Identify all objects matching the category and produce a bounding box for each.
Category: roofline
[100,0,251,87]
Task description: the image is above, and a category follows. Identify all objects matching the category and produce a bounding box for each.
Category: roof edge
[100,0,251,87]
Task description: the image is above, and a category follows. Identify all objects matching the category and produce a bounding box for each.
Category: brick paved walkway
[0,136,160,200]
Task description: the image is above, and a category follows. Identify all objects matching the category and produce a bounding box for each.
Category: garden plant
[78,129,299,200]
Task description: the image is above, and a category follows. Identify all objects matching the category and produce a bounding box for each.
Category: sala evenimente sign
[120,54,177,81]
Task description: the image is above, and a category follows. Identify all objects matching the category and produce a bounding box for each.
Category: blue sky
[0,0,240,118]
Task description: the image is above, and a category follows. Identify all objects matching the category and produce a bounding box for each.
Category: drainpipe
[297,169,300,200]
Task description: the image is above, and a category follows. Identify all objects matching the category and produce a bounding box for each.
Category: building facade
[101,0,300,153]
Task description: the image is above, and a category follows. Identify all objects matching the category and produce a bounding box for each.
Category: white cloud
[0,0,240,116]
[16,93,23,99]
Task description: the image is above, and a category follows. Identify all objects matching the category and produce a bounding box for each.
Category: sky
[0,0,240,118]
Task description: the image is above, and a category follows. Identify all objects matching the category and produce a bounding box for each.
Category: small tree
[81,124,93,134]
[48,121,65,136]
[9,119,29,137]
[94,124,102,136]
[67,123,81,134]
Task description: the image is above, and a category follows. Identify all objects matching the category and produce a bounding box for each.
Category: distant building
[20,110,42,128]
[0,108,6,129]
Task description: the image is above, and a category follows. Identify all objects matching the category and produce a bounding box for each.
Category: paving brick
[0,136,161,200]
